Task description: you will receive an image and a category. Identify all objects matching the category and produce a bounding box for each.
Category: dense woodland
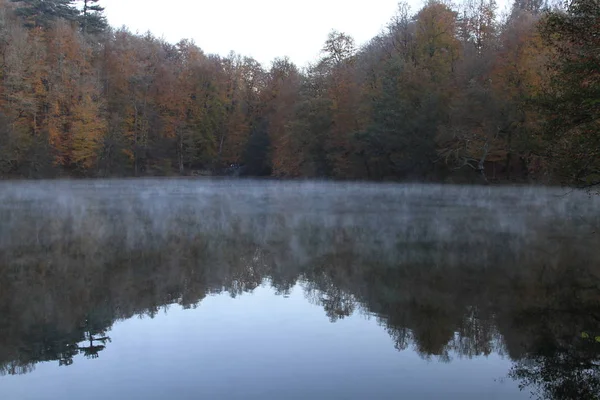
[0,0,598,183]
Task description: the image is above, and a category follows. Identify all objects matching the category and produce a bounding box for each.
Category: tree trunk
[178,133,184,174]
[133,103,138,177]
[506,130,512,181]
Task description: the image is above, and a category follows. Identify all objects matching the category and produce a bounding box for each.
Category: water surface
[1,180,599,400]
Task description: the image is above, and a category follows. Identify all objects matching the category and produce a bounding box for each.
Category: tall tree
[438,0,503,182]
[319,31,364,177]
[264,57,302,176]
[539,0,600,186]
[10,0,79,28]
[415,0,461,80]
[79,0,106,34]
[321,30,356,67]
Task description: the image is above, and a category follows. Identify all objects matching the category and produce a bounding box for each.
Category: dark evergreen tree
[79,0,107,34]
[539,0,600,186]
[10,0,79,28]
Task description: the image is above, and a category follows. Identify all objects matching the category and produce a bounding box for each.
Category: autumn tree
[458,0,497,56]
[98,28,139,175]
[164,40,222,173]
[318,31,366,178]
[0,15,56,176]
[217,53,265,169]
[437,0,502,181]
[415,0,461,81]
[321,30,356,67]
[70,94,105,171]
[491,9,550,180]
[263,57,302,176]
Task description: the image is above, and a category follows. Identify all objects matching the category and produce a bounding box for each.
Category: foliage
[10,0,79,28]
[79,0,107,34]
[538,0,600,186]
[0,0,593,184]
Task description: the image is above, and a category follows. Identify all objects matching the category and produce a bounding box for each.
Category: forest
[0,0,597,184]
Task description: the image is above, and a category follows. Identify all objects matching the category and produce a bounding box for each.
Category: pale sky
[101,0,514,68]
[101,0,418,67]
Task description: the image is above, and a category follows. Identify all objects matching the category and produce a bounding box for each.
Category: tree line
[0,0,597,184]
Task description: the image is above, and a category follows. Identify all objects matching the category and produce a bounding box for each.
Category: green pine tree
[79,0,107,34]
[10,0,80,28]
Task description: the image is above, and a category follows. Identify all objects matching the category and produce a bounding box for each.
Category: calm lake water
[1,180,599,400]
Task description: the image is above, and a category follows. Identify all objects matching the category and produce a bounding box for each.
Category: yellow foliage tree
[71,94,106,170]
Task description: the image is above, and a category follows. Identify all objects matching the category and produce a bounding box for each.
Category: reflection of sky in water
[2,284,526,400]
[1,180,599,400]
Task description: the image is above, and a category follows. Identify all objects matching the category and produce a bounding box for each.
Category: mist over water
[1,180,599,400]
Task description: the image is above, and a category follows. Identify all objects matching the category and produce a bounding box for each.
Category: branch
[578,180,600,190]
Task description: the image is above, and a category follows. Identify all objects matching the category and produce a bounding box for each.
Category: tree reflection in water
[0,181,599,400]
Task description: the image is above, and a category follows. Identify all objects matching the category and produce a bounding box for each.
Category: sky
[101,0,415,67]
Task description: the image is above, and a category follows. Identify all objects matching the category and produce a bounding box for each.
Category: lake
[0,180,599,400]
